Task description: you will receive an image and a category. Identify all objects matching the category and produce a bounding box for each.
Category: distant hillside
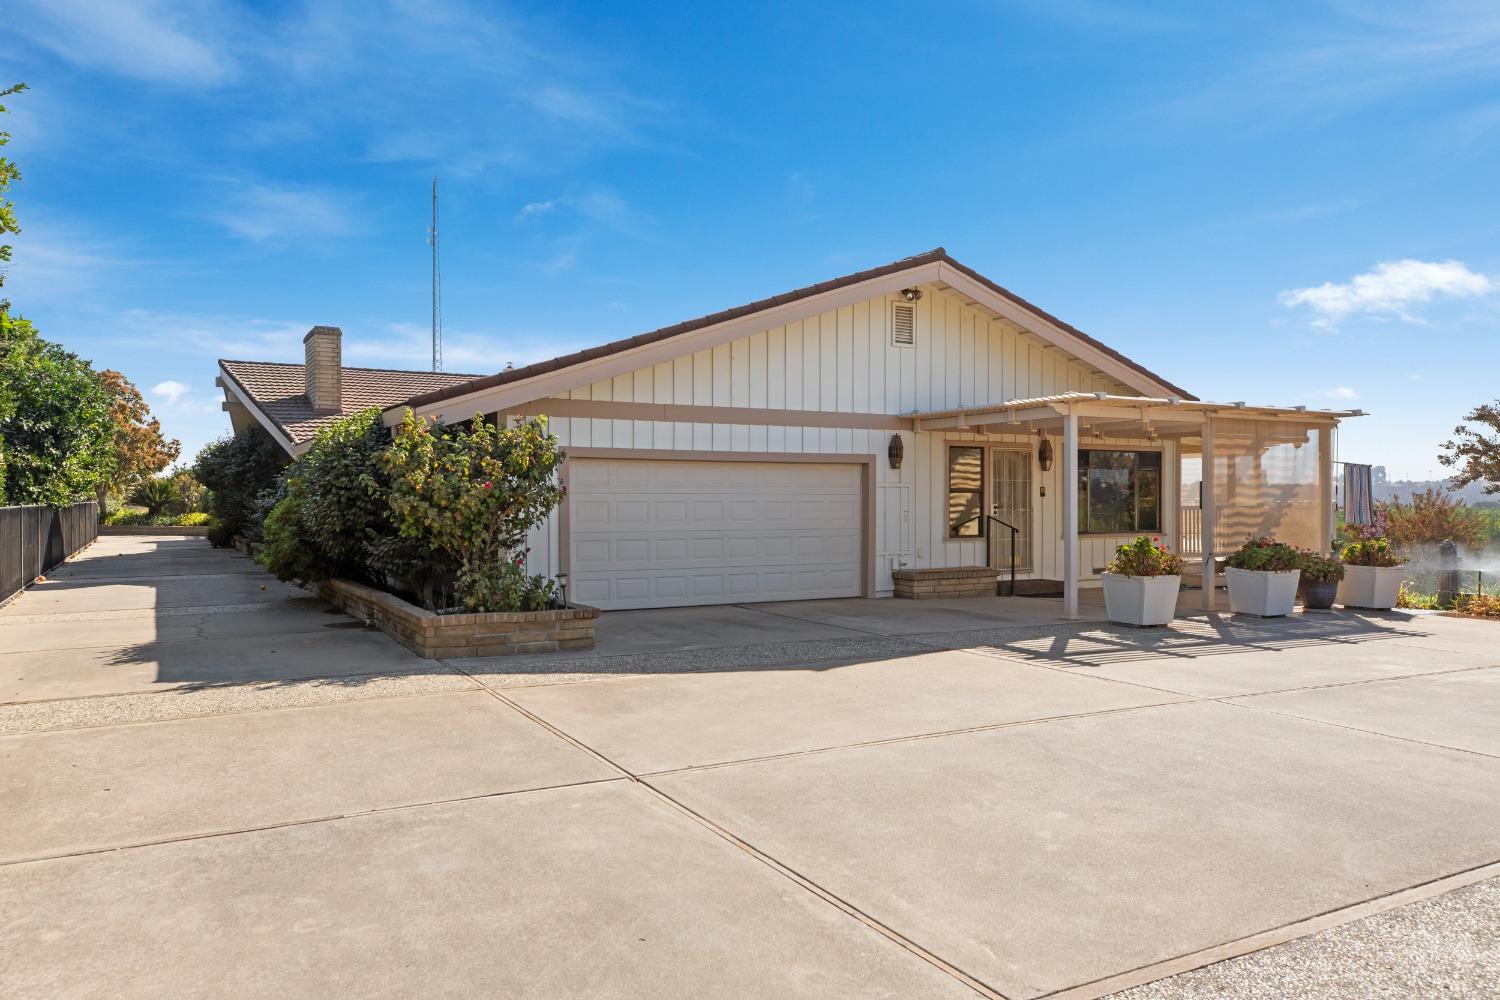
[1371,468,1499,507]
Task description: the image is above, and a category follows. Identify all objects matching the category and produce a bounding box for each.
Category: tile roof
[395,248,1196,412]
[219,360,481,447]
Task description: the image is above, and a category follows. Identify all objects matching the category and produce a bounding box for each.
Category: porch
[914,392,1360,618]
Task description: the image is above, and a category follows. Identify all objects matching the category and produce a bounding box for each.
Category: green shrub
[1225,536,1303,572]
[260,492,324,584]
[101,508,218,527]
[383,411,565,612]
[1105,536,1184,577]
[1341,537,1406,567]
[129,476,178,516]
[194,430,286,546]
[1299,552,1345,583]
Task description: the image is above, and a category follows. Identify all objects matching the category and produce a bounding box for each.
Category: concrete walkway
[3,535,1498,999]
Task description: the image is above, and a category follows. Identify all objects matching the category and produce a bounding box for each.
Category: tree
[0,312,115,505]
[129,477,179,517]
[0,82,25,308]
[1440,401,1500,496]
[193,429,287,545]
[1383,489,1485,552]
[98,369,180,501]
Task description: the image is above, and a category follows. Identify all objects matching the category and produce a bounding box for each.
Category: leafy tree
[1,82,25,308]
[0,312,115,505]
[383,411,564,612]
[98,369,180,501]
[193,429,287,545]
[1439,401,1500,496]
[1383,489,1485,551]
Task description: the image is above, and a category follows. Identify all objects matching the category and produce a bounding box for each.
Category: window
[1077,450,1161,533]
[948,446,984,537]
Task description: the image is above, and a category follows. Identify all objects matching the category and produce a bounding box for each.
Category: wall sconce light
[1037,435,1054,472]
[887,433,905,470]
[900,288,923,303]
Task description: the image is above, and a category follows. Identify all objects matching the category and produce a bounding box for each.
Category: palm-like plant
[129,476,179,517]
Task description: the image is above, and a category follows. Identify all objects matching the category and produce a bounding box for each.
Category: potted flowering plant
[1101,536,1184,626]
[1224,536,1304,617]
[1338,537,1407,610]
[1297,552,1344,611]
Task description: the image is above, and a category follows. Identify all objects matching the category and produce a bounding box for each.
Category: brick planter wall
[311,577,598,658]
[892,566,997,599]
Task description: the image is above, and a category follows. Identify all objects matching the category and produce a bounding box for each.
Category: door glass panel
[990,449,1033,572]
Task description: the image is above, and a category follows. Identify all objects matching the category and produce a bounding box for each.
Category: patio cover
[910,393,1363,618]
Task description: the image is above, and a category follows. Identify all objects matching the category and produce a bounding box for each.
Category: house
[219,248,1358,617]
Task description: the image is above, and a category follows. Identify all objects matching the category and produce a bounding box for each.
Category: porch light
[888,433,905,469]
[1037,435,1054,471]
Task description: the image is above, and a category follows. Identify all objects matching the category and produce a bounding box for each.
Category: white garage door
[568,459,863,610]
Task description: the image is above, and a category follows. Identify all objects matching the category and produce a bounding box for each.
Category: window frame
[947,444,986,539]
[1076,448,1163,535]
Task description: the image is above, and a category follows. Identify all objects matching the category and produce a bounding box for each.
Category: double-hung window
[1077,450,1161,533]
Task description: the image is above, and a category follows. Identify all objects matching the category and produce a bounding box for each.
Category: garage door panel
[569,459,863,610]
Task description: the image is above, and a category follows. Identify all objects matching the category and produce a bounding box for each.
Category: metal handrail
[985,514,1019,597]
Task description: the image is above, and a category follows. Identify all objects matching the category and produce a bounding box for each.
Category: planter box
[1299,578,1339,611]
[1226,567,1301,617]
[893,566,996,599]
[100,525,209,536]
[1101,573,1180,626]
[311,578,599,658]
[1338,564,1405,610]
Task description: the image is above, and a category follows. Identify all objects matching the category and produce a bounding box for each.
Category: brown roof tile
[220,360,481,447]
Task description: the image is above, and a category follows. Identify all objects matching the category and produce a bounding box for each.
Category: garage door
[567,459,864,610]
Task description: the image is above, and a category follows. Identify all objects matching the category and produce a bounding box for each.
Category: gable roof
[394,248,1195,415]
[219,360,481,450]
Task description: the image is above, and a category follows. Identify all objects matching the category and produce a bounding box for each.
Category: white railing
[1179,506,1203,557]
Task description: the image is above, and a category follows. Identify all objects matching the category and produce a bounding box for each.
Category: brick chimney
[303,325,342,414]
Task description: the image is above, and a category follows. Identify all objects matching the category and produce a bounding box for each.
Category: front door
[990,448,1033,573]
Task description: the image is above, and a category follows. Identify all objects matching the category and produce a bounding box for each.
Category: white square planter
[1338,564,1405,610]
[1102,573,1181,626]
[1226,567,1301,617]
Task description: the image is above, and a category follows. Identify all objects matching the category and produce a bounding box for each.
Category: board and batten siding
[513,284,1170,597]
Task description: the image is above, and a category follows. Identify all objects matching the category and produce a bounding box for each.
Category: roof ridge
[220,359,485,378]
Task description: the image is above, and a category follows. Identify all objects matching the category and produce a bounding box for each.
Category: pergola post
[1318,426,1334,554]
[1062,408,1079,619]
[1201,416,1216,612]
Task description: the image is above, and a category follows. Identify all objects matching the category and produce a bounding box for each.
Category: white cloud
[1279,259,1495,328]
[9,0,236,85]
[151,380,190,404]
[1319,386,1359,400]
[516,200,557,220]
[211,183,357,243]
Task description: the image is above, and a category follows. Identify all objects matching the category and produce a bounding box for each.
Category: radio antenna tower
[428,177,443,372]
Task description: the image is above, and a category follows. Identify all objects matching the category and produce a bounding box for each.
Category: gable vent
[890,301,916,347]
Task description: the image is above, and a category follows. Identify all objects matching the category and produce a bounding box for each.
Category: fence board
[1,501,98,604]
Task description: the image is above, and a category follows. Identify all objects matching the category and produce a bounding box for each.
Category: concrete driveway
[3,535,1498,998]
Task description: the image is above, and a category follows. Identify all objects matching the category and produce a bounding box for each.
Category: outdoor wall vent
[890,301,916,347]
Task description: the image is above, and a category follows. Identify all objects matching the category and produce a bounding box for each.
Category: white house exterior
[376,249,1356,616]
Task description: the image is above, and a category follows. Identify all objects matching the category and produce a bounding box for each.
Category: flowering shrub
[1105,536,1183,577]
[1299,552,1345,584]
[383,411,565,613]
[1341,537,1406,568]
[1224,536,1303,572]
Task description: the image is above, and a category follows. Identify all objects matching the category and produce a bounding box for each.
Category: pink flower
[482,481,492,490]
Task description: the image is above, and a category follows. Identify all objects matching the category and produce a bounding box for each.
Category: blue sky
[6,0,1499,479]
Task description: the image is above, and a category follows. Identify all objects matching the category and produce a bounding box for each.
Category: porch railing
[1179,506,1203,557]
[986,514,1020,597]
[1,502,98,604]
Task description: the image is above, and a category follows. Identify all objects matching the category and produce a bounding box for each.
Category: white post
[1318,426,1334,554]
[1201,416,1216,612]
[1062,409,1079,619]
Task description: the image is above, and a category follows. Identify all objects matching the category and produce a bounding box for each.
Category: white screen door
[990,448,1033,573]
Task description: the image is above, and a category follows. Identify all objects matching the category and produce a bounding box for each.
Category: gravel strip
[451,634,939,690]
[0,669,479,735]
[1109,876,1500,999]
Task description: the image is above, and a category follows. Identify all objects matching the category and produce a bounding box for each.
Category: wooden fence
[0,501,98,604]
